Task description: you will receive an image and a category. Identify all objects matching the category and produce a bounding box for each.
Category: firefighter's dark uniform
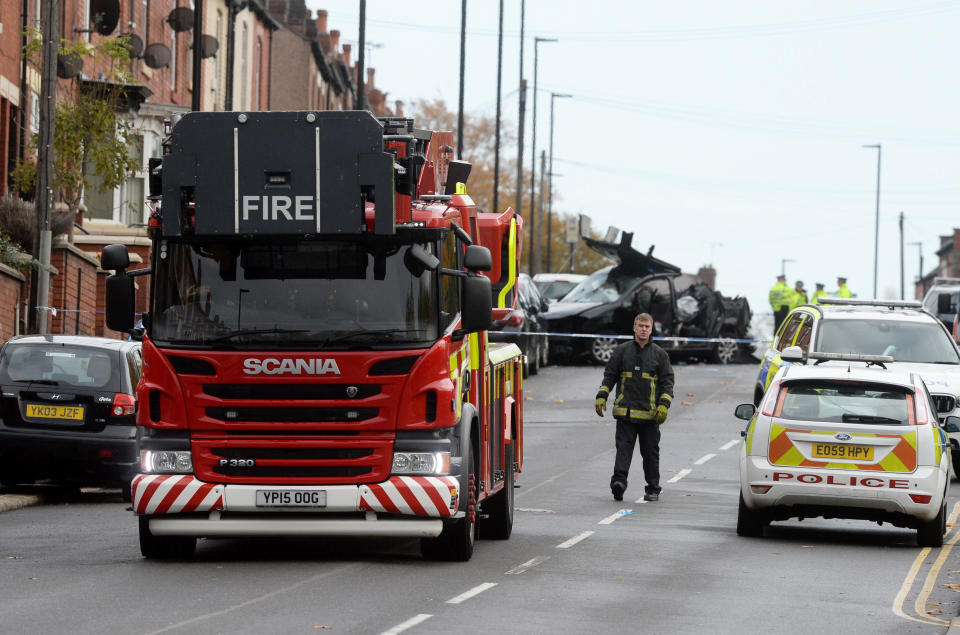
[597,339,675,496]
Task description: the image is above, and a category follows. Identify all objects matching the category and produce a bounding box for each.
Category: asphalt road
[3,362,960,634]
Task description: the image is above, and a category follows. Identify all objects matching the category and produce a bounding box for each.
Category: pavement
[0,492,43,513]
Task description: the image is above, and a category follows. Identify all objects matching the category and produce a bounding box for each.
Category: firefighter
[811,282,829,304]
[769,274,795,331]
[594,313,675,502]
[793,280,809,307]
[836,277,853,298]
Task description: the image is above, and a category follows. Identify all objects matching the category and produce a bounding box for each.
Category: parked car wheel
[713,338,739,364]
[591,337,619,365]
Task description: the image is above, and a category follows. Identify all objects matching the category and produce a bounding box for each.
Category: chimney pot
[367,67,375,89]
[342,43,351,65]
[330,29,341,51]
[316,9,328,33]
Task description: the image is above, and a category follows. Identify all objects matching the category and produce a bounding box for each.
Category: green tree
[409,98,609,275]
[13,31,140,238]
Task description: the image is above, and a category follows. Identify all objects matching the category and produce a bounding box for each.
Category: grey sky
[309,0,960,314]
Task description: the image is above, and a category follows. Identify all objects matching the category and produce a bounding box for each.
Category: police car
[754,298,960,475]
[737,349,951,546]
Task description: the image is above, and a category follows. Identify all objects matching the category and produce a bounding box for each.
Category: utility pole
[528,37,557,274]
[514,1,525,223]
[191,0,204,111]
[537,150,545,271]
[34,0,60,334]
[862,143,882,298]
[547,92,571,273]
[492,0,503,214]
[908,241,923,299]
[899,211,904,300]
[456,0,466,159]
[356,0,366,110]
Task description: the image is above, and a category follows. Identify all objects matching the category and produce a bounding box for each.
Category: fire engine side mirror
[105,272,136,332]
[464,245,491,272]
[461,274,493,333]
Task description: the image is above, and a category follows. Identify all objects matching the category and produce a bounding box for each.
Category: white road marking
[446,582,497,604]
[516,448,613,499]
[381,614,433,635]
[632,497,650,505]
[694,453,716,465]
[598,509,632,525]
[720,439,739,451]
[505,556,550,574]
[666,468,692,483]
[556,531,594,549]
[516,507,556,513]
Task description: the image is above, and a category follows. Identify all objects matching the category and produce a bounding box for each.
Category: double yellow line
[893,501,960,625]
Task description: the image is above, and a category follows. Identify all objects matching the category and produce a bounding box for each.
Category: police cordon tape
[514,331,770,344]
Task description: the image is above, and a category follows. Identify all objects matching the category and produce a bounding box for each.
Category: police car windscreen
[151,239,439,347]
[815,320,960,364]
[777,381,911,425]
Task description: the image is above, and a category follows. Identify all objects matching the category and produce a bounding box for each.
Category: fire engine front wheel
[591,337,619,365]
[139,517,197,560]
[421,447,477,561]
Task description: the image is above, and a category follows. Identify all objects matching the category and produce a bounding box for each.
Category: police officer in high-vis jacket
[595,312,675,502]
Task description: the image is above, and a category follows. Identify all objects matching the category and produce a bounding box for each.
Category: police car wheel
[917,501,947,548]
[591,338,618,365]
[736,494,766,537]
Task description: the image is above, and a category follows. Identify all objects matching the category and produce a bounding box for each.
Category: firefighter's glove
[595,397,607,417]
[656,405,669,425]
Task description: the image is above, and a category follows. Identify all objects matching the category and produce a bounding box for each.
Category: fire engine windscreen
[151,238,440,346]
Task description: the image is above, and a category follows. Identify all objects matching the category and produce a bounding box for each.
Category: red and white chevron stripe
[360,476,459,517]
[132,474,223,515]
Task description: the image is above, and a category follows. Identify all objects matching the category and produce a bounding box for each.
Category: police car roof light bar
[808,351,894,368]
[817,298,923,309]
[933,277,960,286]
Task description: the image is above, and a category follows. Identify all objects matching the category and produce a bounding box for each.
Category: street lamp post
[546,92,571,272]
[862,143,882,298]
[528,36,557,274]
[781,258,795,278]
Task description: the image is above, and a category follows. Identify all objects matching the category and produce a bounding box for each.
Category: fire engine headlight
[141,450,193,474]
[391,451,451,475]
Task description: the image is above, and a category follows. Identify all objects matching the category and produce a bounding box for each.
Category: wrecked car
[541,233,752,364]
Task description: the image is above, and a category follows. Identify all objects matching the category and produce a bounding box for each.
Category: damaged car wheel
[591,337,619,365]
[713,338,739,364]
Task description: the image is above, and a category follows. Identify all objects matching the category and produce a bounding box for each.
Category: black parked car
[489,273,551,376]
[541,233,752,365]
[0,335,142,496]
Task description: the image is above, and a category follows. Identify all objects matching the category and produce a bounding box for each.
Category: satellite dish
[90,0,120,36]
[118,33,144,58]
[56,52,84,79]
[166,7,194,32]
[143,43,171,69]
[197,35,218,59]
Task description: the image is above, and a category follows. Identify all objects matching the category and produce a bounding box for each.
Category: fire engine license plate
[255,490,327,507]
[812,443,874,461]
[25,403,85,422]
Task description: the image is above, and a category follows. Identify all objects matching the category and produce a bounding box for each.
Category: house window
[122,135,145,226]
[29,91,39,135]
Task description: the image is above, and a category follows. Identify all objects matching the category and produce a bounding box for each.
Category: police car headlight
[391,451,450,475]
[141,450,193,474]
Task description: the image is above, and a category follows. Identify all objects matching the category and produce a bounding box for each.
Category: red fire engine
[103,111,524,561]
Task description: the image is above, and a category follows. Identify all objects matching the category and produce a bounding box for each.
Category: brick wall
[0,263,26,345]
[48,242,99,336]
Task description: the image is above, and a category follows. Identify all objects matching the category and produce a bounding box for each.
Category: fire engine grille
[193,437,393,484]
[205,407,377,423]
[931,394,957,415]
[203,384,381,400]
